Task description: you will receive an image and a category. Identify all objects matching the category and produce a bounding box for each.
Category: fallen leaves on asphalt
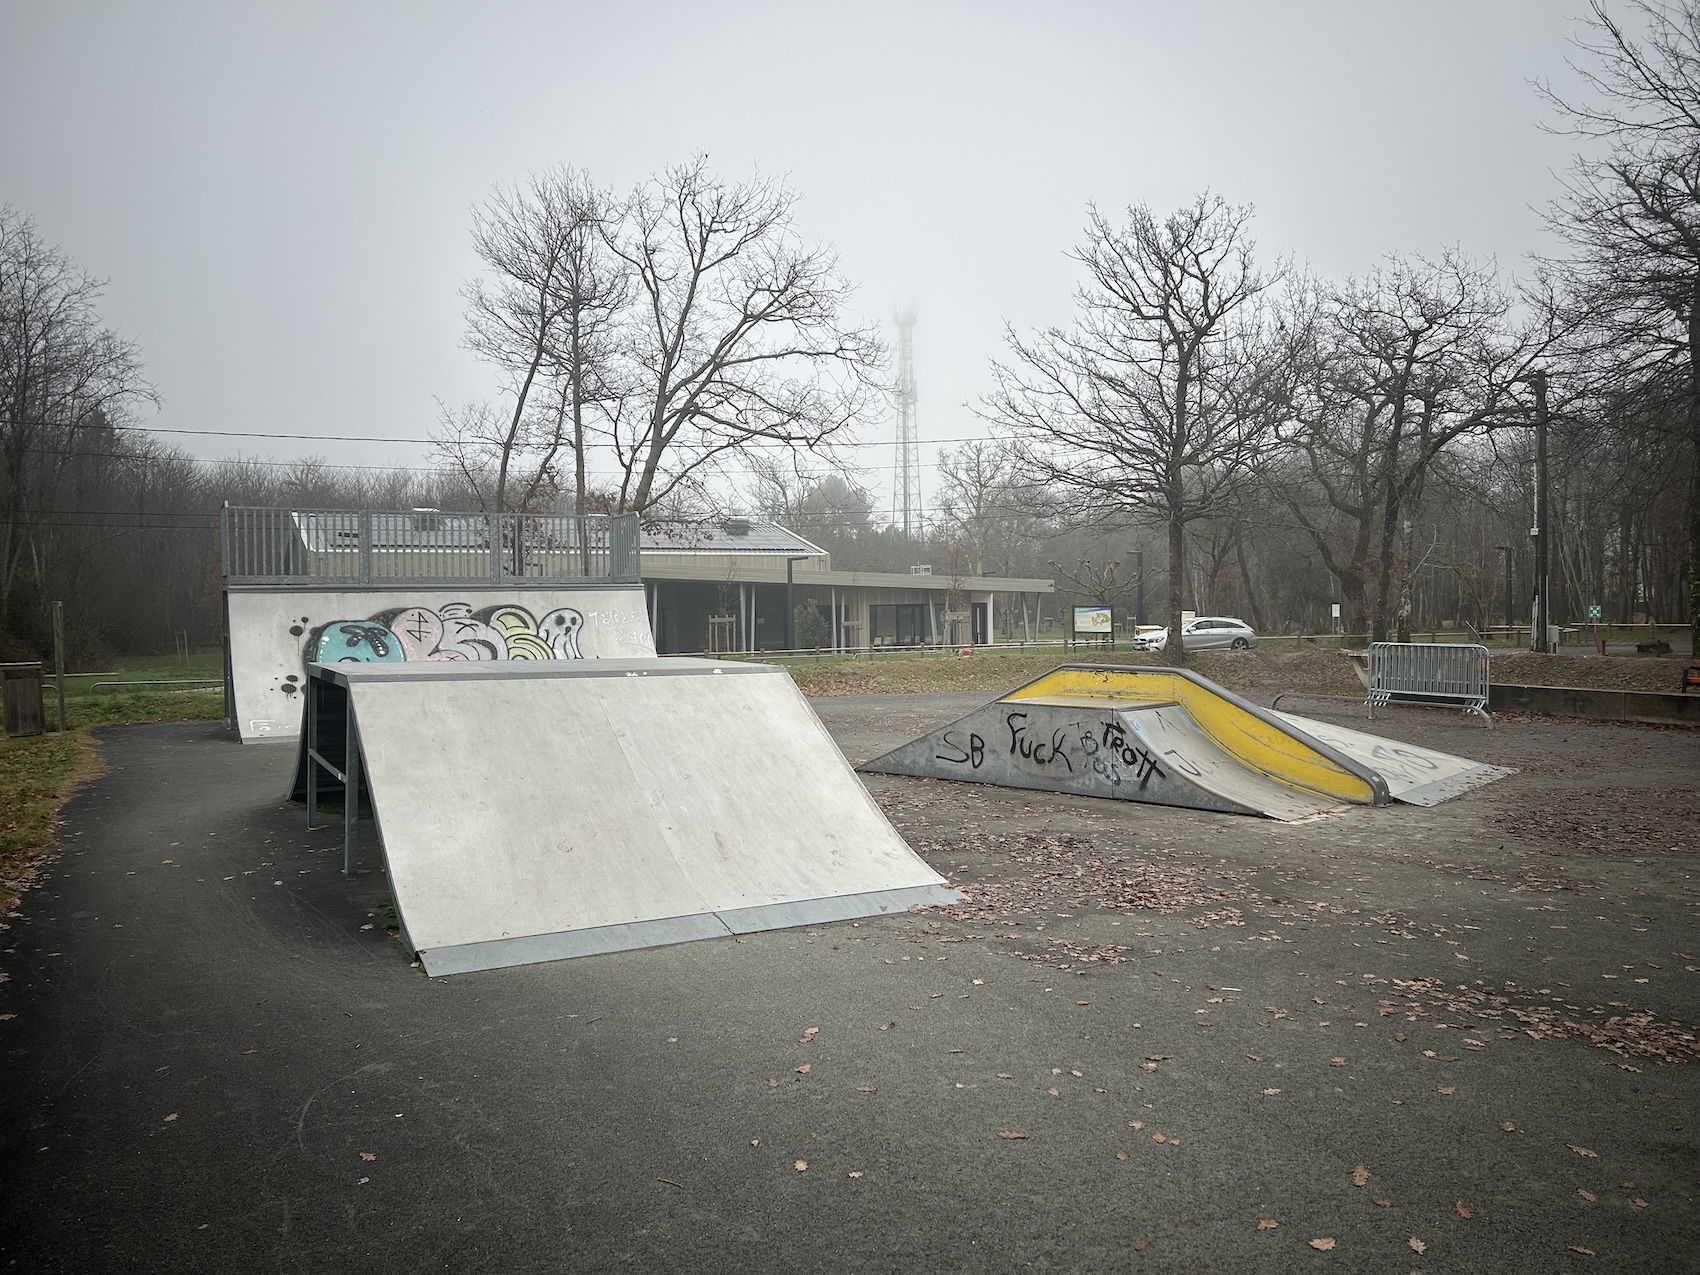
[1568,1144,1599,1158]
[1409,1237,1427,1254]
[1309,1237,1336,1251]
[793,1160,807,1172]
[996,1130,1028,1140]
[1378,976,1697,1063]
[1454,1200,1473,1219]
[1257,1220,1278,1231]
[799,1026,819,1045]
[1352,1164,1370,1187]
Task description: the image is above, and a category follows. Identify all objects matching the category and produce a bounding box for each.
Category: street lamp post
[785,556,808,650]
[1530,371,1551,654]
[1497,545,1514,637]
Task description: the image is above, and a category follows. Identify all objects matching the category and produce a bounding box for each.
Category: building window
[870,603,929,646]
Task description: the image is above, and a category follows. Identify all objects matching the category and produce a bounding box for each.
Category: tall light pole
[1529,371,1551,653]
[1497,545,1513,636]
[1133,549,1146,627]
[785,556,808,650]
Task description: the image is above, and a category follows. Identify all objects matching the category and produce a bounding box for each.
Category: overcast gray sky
[3,1,1601,516]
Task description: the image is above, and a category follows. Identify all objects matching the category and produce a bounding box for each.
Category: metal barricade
[1368,642,1492,727]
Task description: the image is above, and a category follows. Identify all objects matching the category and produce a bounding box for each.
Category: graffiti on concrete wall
[274,603,589,701]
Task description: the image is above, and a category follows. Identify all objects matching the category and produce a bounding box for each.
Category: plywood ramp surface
[859,664,1508,822]
[322,660,954,974]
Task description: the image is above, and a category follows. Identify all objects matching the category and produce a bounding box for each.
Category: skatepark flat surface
[1,699,1696,1273]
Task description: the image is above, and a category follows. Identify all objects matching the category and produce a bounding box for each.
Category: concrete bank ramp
[227,585,658,744]
[858,665,1508,821]
[304,658,957,975]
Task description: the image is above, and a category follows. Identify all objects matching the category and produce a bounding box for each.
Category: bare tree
[934,441,1041,577]
[0,207,156,640]
[1537,0,1700,654]
[605,159,885,515]
[1268,254,1545,640]
[985,194,1281,663]
[1047,554,1138,644]
[436,168,627,514]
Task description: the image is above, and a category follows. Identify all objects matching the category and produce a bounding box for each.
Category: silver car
[1134,616,1258,652]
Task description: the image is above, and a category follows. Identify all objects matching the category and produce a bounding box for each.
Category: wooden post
[52,601,67,733]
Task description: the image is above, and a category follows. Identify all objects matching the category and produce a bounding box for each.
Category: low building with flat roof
[640,519,1054,654]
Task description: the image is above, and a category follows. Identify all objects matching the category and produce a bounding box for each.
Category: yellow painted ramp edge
[1005,666,1382,806]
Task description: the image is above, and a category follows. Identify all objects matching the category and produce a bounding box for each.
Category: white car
[1133,617,1258,652]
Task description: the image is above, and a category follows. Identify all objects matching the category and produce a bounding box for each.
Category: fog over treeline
[1,2,1694,664]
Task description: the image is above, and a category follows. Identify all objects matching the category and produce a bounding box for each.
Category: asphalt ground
[0,698,1695,1274]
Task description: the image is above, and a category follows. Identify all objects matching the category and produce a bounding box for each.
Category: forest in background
[1,1,1694,665]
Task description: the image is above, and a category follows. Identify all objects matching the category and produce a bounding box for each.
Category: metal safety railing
[1368,642,1493,727]
[221,506,641,586]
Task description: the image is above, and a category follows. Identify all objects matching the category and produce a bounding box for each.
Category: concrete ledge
[1490,682,1700,726]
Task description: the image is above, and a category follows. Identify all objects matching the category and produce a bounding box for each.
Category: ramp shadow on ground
[0,700,1695,1273]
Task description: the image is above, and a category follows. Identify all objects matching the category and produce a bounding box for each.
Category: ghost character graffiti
[307,602,587,667]
[317,622,405,664]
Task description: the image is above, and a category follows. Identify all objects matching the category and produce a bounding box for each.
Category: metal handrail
[87,679,223,694]
[221,506,642,586]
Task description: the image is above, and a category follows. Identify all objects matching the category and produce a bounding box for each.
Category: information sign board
[1072,606,1112,635]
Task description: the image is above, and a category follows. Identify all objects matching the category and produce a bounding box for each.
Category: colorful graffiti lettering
[308,603,586,666]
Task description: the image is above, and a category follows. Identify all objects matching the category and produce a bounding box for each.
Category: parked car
[1132,616,1258,652]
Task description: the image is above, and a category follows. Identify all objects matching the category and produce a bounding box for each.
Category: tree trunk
[571,310,587,517]
[1689,278,1700,657]
[1233,533,1266,633]
[1372,495,1402,643]
[1165,512,1186,666]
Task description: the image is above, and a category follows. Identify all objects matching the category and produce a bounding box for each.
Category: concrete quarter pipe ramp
[300,659,958,975]
[858,665,1509,821]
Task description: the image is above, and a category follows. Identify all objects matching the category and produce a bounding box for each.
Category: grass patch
[43,651,223,702]
[781,646,1364,699]
[0,731,105,921]
[0,688,225,922]
[46,690,225,731]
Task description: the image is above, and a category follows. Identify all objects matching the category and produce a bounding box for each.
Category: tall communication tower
[892,305,920,539]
